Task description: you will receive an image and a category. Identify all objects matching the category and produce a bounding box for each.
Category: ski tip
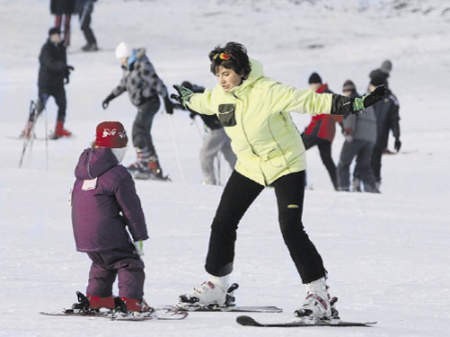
[236,315,258,326]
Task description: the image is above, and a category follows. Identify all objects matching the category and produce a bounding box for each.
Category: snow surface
[1,0,450,336]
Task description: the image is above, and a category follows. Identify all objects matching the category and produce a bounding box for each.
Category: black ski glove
[102,93,115,110]
[331,85,386,117]
[394,138,402,152]
[170,85,194,108]
[163,95,174,114]
[64,65,75,84]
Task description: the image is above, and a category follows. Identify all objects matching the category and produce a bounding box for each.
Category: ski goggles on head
[213,52,232,61]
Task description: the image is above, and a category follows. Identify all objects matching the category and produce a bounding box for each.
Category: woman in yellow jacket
[172,42,384,321]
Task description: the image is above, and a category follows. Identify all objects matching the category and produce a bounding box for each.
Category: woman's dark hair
[208,42,251,79]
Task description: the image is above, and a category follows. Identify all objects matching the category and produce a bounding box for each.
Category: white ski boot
[295,277,333,321]
[179,275,236,308]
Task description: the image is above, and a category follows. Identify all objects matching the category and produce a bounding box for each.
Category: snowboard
[236,315,376,327]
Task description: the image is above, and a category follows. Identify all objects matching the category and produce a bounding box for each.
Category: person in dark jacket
[369,59,392,90]
[301,72,341,190]
[368,75,401,188]
[75,0,98,51]
[21,27,74,139]
[173,81,236,185]
[102,42,173,180]
[71,121,151,313]
[336,80,379,193]
[50,0,75,47]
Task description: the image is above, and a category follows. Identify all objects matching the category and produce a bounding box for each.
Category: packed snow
[1,0,449,336]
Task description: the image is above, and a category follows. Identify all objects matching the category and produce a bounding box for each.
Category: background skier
[301,72,340,190]
[75,0,98,51]
[102,42,173,180]
[21,27,74,139]
[336,80,378,192]
[172,80,236,185]
[50,0,75,47]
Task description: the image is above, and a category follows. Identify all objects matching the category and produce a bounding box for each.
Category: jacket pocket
[217,104,237,127]
[265,148,285,168]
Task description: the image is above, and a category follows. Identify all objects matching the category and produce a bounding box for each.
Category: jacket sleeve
[39,44,66,73]
[114,172,149,242]
[186,90,216,116]
[268,82,332,115]
[111,75,127,97]
[388,97,401,139]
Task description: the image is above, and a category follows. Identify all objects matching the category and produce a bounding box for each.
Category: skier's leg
[205,171,264,276]
[52,87,71,137]
[80,1,97,48]
[317,139,338,190]
[218,129,236,169]
[357,142,379,193]
[199,129,223,185]
[180,171,264,306]
[86,252,116,298]
[371,145,383,186]
[110,247,150,312]
[336,140,359,191]
[53,87,67,123]
[301,133,317,150]
[114,254,145,300]
[272,171,326,283]
[54,15,62,30]
[272,172,334,319]
[63,14,71,47]
[131,98,163,177]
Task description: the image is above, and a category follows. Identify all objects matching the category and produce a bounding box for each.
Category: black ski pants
[132,96,160,158]
[301,134,337,190]
[205,170,326,284]
[371,145,383,183]
[79,0,97,45]
[29,86,67,123]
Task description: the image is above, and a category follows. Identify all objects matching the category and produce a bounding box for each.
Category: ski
[236,315,376,327]
[40,307,188,321]
[176,283,282,313]
[174,304,282,313]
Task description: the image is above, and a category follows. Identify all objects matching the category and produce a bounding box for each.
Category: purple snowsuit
[72,147,148,299]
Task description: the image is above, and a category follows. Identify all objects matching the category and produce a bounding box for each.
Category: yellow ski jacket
[187,60,333,186]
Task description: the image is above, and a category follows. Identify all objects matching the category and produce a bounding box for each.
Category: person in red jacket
[301,73,340,190]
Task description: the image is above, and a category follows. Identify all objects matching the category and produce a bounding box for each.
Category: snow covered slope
[0,1,449,336]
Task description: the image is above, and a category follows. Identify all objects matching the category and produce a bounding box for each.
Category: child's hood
[75,148,118,180]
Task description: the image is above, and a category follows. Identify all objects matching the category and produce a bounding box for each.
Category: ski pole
[19,100,37,168]
[216,154,221,186]
[44,106,49,170]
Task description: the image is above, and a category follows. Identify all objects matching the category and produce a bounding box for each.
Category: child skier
[102,42,173,180]
[172,42,385,321]
[71,121,151,313]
